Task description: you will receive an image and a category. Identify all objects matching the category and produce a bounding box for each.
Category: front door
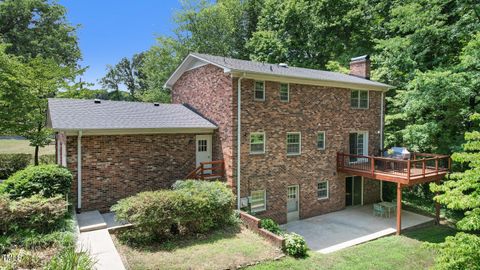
[287,185,300,222]
[196,135,212,170]
[345,176,363,206]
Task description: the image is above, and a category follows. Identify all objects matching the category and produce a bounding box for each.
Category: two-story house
[47,53,393,223]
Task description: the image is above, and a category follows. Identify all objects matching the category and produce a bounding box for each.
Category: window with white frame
[317,131,326,150]
[250,132,265,154]
[286,132,301,155]
[250,190,266,212]
[280,83,289,102]
[317,180,329,199]
[351,90,369,109]
[254,81,265,101]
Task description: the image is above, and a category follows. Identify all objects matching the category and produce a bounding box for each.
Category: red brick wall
[67,134,196,212]
[172,64,235,187]
[236,79,382,223]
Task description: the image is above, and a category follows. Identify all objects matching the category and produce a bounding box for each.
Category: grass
[112,225,283,270]
[248,225,456,270]
[0,139,55,156]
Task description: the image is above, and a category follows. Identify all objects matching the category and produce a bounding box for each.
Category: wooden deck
[337,152,450,186]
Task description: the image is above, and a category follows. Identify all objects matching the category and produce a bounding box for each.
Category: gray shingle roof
[47,98,217,130]
[189,53,392,89]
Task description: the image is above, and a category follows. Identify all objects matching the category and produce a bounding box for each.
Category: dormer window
[254,81,265,101]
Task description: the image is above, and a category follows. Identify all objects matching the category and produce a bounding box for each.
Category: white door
[196,135,212,168]
[287,185,300,222]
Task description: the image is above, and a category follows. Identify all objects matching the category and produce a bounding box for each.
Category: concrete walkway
[282,205,433,254]
[76,211,128,270]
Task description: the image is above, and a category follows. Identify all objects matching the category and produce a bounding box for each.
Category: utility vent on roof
[94,99,101,104]
[278,63,288,68]
[154,103,160,106]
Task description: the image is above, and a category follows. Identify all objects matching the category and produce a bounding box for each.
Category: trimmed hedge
[0,154,32,180]
[0,165,72,199]
[0,194,67,234]
[112,180,235,239]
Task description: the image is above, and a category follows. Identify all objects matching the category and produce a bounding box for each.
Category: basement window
[317,180,329,200]
[250,190,266,212]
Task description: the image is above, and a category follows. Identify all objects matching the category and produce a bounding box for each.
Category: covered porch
[283,205,433,253]
[337,152,451,235]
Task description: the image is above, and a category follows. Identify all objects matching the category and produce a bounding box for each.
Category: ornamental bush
[0,164,72,199]
[260,218,282,235]
[0,195,67,234]
[283,232,308,258]
[0,154,31,180]
[433,232,480,270]
[112,180,235,240]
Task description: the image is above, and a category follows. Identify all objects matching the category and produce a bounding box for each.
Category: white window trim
[317,131,326,150]
[317,180,329,200]
[351,90,369,109]
[286,132,302,156]
[250,190,266,212]
[250,132,266,154]
[349,131,369,164]
[280,83,289,102]
[254,80,265,101]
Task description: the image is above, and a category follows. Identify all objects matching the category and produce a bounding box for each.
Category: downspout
[77,130,82,212]
[237,74,245,210]
[380,92,385,201]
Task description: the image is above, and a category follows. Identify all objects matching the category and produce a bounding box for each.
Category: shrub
[44,247,96,270]
[112,180,235,240]
[0,154,31,180]
[39,154,56,165]
[0,164,72,199]
[260,218,282,235]
[433,232,480,270]
[0,195,67,234]
[283,232,308,258]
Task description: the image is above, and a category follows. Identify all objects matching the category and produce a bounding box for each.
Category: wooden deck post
[435,179,441,225]
[396,183,402,235]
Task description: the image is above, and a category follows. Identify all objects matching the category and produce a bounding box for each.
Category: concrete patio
[282,204,433,254]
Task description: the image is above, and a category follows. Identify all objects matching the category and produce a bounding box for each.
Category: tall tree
[100,65,123,101]
[0,0,81,66]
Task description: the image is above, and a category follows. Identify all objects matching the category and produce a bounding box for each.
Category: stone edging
[239,211,285,249]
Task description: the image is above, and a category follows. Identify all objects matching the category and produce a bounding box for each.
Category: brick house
[48,53,394,223]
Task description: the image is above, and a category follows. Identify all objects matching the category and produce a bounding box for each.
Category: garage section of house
[47,98,217,212]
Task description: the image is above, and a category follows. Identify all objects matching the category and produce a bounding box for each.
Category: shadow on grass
[403,225,457,244]
[114,224,242,252]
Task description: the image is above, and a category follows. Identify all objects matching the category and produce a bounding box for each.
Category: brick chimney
[349,55,370,79]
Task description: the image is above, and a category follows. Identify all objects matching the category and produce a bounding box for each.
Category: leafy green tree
[0,0,81,66]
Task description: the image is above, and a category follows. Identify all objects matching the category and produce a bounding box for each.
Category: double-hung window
[317,180,329,199]
[286,132,301,155]
[250,132,265,154]
[317,131,326,150]
[351,90,369,109]
[254,81,265,101]
[250,190,266,212]
[280,83,289,102]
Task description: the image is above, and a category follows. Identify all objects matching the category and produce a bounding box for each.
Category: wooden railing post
[371,157,375,177]
[422,159,426,177]
[200,163,204,180]
[448,157,452,170]
[407,159,411,180]
[435,159,439,175]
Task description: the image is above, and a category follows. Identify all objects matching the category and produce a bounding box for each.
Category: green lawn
[112,226,283,270]
[0,139,55,156]
[248,225,456,270]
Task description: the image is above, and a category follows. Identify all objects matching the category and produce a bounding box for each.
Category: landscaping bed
[112,225,283,270]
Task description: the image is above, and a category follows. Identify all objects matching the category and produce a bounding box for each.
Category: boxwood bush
[283,232,308,258]
[0,154,32,180]
[0,194,67,234]
[112,180,235,240]
[0,165,72,199]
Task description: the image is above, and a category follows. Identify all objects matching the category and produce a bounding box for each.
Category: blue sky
[59,0,183,87]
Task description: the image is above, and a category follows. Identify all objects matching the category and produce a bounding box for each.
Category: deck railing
[337,152,450,181]
[186,160,225,180]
